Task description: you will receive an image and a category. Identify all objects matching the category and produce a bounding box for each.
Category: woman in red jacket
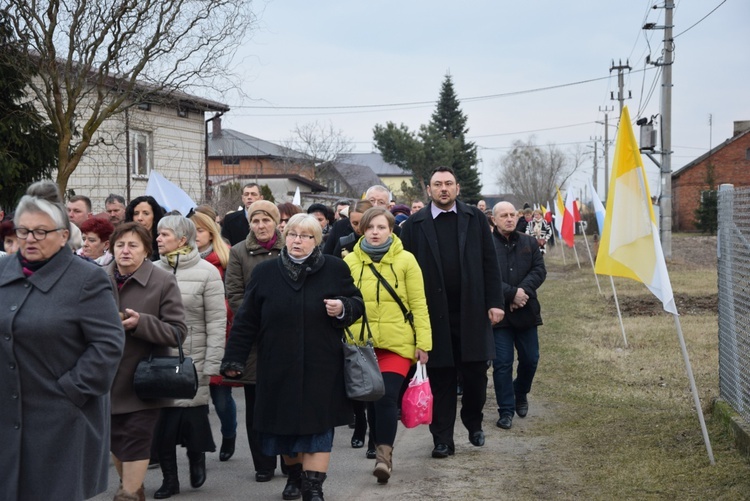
[191,209,240,462]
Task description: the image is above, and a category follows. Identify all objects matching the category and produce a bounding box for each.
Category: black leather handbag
[133,329,198,400]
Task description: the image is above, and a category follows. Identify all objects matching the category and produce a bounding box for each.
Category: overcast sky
[218,0,749,200]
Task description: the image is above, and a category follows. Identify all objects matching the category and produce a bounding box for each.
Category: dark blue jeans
[492,325,539,417]
[209,385,237,439]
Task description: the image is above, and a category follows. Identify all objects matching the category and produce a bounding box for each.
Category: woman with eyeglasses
[222,213,363,501]
[0,181,124,500]
[224,200,285,483]
[276,202,303,234]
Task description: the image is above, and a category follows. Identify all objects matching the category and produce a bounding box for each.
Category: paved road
[93,378,529,500]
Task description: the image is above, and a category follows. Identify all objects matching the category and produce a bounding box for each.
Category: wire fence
[717,184,750,426]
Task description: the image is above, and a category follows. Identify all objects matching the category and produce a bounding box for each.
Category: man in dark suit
[221,183,263,246]
[400,166,504,459]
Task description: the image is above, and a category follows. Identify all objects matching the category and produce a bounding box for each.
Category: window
[137,102,151,111]
[222,156,240,165]
[177,107,189,118]
[131,130,152,177]
[746,148,750,161]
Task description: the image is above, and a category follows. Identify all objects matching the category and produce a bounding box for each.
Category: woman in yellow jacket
[344,207,432,485]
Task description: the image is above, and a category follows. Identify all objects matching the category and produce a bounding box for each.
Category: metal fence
[717,184,750,426]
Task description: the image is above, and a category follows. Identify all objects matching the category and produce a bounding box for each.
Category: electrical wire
[229,72,651,111]
[674,0,727,38]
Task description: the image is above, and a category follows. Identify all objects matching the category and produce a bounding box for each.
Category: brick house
[672,121,750,231]
[207,119,312,181]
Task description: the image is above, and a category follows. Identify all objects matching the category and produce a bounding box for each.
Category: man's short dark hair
[429,166,457,183]
[68,195,92,212]
[105,193,126,206]
[335,200,351,207]
[242,182,260,191]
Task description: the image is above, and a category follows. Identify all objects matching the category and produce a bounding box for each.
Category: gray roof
[208,129,310,160]
[344,152,410,176]
[331,162,383,195]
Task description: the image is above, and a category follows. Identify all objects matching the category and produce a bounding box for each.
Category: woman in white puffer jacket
[153,215,226,498]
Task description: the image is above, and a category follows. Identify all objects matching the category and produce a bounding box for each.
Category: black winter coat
[493,230,547,329]
[400,201,503,367]
[222,255,363,435]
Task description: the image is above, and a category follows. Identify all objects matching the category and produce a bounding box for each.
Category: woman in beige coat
[152,216,226,498]
[224,200,285,482]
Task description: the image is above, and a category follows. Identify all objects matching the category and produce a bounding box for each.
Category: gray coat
[0,250,125,501]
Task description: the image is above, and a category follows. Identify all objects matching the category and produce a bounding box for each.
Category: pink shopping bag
[401,361,433,428]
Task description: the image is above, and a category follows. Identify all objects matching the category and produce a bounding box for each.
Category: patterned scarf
[165,246,192,269]
[17,252,52,277]
[280,245,324,282]
[114,269,135,290]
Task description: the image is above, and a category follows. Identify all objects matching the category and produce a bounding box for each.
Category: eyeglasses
[286,232,315,241]
[280,218,290,224]
[15,227,65,240]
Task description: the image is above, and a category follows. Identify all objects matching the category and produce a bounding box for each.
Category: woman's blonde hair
[190,210,229,268]
[283,213,323,245]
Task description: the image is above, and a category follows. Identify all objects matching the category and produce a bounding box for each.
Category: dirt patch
[614,293,718,316]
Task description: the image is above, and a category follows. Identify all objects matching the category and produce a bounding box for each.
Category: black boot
[282,463,303,500]
[153,449,180,499]
[219,436,236,462]
[301,471,327,501]
[187,450,206,488]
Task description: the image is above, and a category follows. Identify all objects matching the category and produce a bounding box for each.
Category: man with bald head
[490,201,547,430]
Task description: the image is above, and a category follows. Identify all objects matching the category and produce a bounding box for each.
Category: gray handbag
[342,304,385,401]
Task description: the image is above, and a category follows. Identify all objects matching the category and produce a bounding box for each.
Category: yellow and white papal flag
[594,106,677,315]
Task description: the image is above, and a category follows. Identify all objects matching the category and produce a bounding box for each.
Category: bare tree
[281,120,354,178]
[3,0,258,193]
[496,137,582,204]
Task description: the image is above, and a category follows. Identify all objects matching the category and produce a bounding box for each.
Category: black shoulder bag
[368,263,415,335]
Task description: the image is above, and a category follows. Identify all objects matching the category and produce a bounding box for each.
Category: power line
[229,71,654,111]
[674,0,727,38]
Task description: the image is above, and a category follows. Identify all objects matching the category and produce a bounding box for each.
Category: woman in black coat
[222,213,363,501]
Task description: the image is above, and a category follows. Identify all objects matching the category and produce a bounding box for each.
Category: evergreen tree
[429,74,482,202]
[694,161,717,234]
[0,10,57,210]
[373,74,481,203]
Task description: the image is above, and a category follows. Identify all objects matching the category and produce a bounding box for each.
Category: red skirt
[375,349,411,377]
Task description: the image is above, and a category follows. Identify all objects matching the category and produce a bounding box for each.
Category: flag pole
[609,276,628,348]
[572,239,581,269]
[581,227,602,294]
[673,314,715,465]
[559,239,566,265]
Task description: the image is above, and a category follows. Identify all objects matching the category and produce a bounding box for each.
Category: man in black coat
[491,201,547,430]
[400,166,504,458]
[221,182,263,246]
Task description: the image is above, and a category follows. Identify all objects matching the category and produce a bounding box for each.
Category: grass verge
[529,241,750,500]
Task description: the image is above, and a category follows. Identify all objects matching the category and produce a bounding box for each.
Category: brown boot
[113,488,140,501]
[373,444,393,484]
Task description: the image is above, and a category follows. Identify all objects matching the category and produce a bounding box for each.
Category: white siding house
[62,92,229,213]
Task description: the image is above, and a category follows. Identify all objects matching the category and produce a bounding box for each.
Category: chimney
[733,120,750,136]
[212,116,222,138]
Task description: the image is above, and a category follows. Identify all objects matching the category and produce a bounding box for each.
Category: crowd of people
[0,170,547,501]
